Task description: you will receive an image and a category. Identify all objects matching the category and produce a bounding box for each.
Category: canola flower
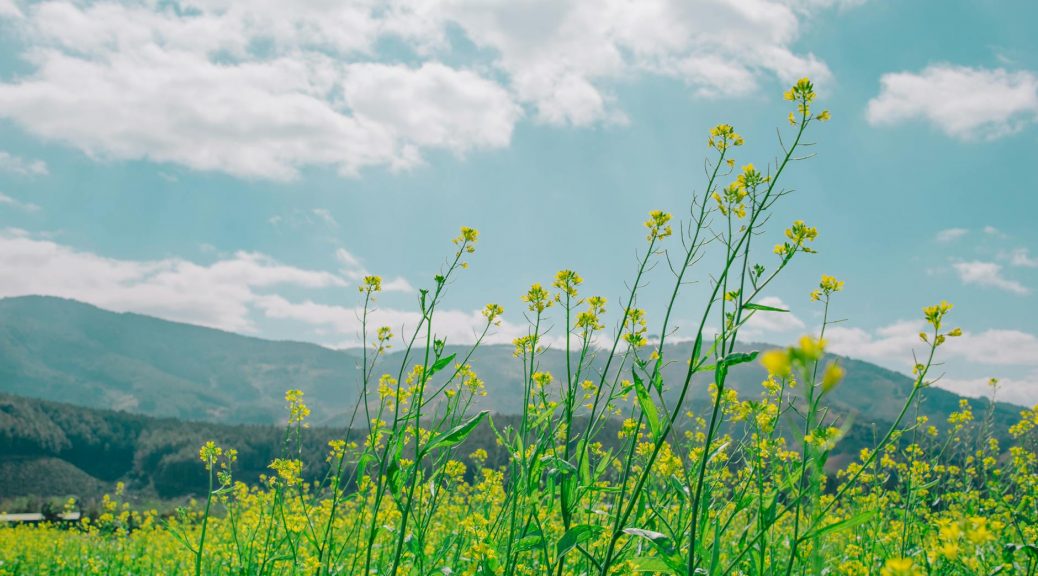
[4,79,1036,576]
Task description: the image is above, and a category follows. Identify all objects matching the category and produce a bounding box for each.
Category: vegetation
[3,79,1038,576]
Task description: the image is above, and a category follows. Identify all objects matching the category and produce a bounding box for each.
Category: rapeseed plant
[3,79,1037,576]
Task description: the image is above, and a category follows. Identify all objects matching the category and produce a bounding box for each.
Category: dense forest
[0,385,1018,513]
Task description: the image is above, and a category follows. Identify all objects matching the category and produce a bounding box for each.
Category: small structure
[0,512,81,523]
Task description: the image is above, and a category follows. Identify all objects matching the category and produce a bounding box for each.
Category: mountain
[0,296,1022,433]
[0,296,1027,506]
[0,391,520,505]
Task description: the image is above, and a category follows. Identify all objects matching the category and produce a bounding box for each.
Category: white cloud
[827,320,1038,405]
[828,320,1038,368]
[935,227,968,242]
[983,225,1006,238]
[255,294,527,348]
[937,374,1038,407]
[826,320,922,364]
[0,0,21,19]
[1009,248,1038,268]
[952,260,1029,295]
[866,65,1038,139]
[0,192,41,212]
[335,248,413,292]
[343,62,520,153]
[740,296,805,337]
[0,151,48,176]
[311,208,338,228]
[0,228,514,347]
[0,0,845,179]
[0,228,345,332]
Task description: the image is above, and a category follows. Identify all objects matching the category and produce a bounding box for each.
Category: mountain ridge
[0,295,1022,430]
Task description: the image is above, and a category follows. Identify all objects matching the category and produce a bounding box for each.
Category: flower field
[2,80,1037,576]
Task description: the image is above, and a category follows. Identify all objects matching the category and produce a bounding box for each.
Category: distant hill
[0,392,516,505]
[0,296,1022,432]
[0,297,1028,505]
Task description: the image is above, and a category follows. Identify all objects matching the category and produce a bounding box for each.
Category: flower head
[645,210,673,242]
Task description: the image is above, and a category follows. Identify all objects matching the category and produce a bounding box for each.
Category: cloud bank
[0,0,842,179]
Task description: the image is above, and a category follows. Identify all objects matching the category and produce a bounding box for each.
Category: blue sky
[0,0,1036,404]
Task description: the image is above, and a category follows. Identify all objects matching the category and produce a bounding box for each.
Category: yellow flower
[285,389,310,426]
[360,275,382,294]
[821,361,844,393]
[645,210,673,241]
[552,269,583,298]
[923,300,953,330]
[796,335,826,362]
[760,349,791,378]
[268,458,303,486]
[522,283,553,313]
[198,441,222,470]
[880,558,922,576]
[708,123,744,151]
[482,303,504,325]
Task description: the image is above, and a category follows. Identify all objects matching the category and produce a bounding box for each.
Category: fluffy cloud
[255,294,527,348]
[867,65,1038,139]
[937,374,1038,407]
[952,260,1029,295]
[0,228,345,332]
[1009,248,1038,268]
[935,227,968,242]
[0,0,845,179]
[827,320,1038,404]
[739,296,805,337]
[334,248,413,293]
[0,228,509,345]
[827,320,1038,368]
[0,151,48,176]
[0,192,40,212]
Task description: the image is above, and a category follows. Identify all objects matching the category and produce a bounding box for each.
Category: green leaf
[803,510,876,540]
[427,353,457,378]
[556,524,603,559]
[628,556,679,574]
[622,528,669,545]
[540,455,577,477]
[721,350,759,368]
[631,370,661,439]
[514,534,544,553]
[579,439,593,488]
[743,302,789,313]
[422,410,488,455]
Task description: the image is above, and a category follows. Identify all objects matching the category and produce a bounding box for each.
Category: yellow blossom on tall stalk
[482,303,504,325]
[708,123,745,151]
[285,389,310,427]
[522,283,553,313]
[811,274,845,301]
[644,210,673,241]
[553,269,583,299]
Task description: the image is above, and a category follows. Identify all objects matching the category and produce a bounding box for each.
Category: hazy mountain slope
[0,296,1021,433]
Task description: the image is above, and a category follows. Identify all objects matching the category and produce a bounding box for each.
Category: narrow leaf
[423,410,488,455]
[557,524,602,559]
[804,510,876,540]
[743,302,789,313]
[427,353,457,378]
[632,370,661,439]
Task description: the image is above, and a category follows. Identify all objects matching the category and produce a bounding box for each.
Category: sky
[0,0,1037,405]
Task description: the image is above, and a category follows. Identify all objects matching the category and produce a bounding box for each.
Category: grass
[2,79,1037,576]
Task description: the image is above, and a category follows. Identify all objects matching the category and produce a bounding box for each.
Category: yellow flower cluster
[644,210,673,242]
[708,123,745,152]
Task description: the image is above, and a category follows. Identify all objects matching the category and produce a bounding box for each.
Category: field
[2,80,1037,576]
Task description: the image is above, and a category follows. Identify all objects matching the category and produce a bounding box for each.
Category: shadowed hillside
[0,296,1022,432]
